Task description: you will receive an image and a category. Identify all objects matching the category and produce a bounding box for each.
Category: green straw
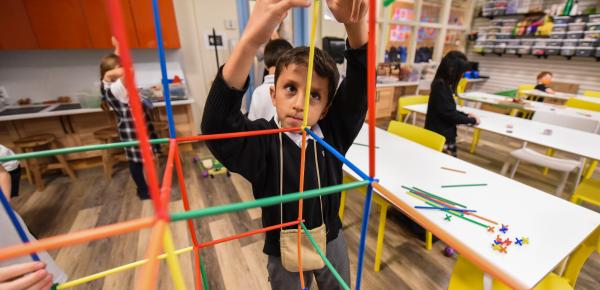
[423,200,488,228]
[405,191,464,217]
[441,184,487,188]
[300,222,351,290]
[0,138,169,162]
[170,180,370,222]
[409,186,468,208]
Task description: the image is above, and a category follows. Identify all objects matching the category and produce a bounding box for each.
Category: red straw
[105,0,162,214]
[198,220,300,249]
[367,0,376,178]
[176,127,300,143]
[158,140,177,219]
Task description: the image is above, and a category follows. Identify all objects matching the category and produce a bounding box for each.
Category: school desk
[522,90,600,105]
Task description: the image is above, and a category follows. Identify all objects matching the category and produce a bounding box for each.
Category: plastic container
[501,26,514,33]
[589,14,600,24]
[491,19,504,26]
[502,19,518,27]
[578,39,599,47]
[482,7,493,17]
[567,31,584,39]
[532,45,545,56]
[483,45,494,54]
[517,45,531,55]
[547,40,563,47]
[483,40,496,46]
[488,26,502,33]
[534,39,549,46]
[473,45,484,53]
[596,47,600,58]
[568,22,586,31]
[520,39,536,46]
[496,33,512,39]
[494,43,507,54]
[585,31,600,39]
[563,39,579,47]
[493,7,506,16]
[561,46,576,56]
[586,23,600,31]
[545,47,560,55]
[553,24,568,33]
[550,31,566,39]
[505,46,519,54]
[553,16,571,25]
[575,47,594,57]
[505,39,520,46]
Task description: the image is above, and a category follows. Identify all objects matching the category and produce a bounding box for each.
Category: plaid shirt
[102,82,157,163]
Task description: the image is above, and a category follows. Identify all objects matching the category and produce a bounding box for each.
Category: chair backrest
[561,229,600,288]
[387,120,445,151]
[583,90,600,98]
[532,111,599,133]
[456,78,468,94]
[566,98,600,113]
[517,84,535,98]
[397,95,429,121]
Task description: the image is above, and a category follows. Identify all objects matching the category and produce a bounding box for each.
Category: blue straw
[355,184,374,290]
[305,128,370,181]
[0,189,39,261]
[415,206,477,213]
[151,0,176,138]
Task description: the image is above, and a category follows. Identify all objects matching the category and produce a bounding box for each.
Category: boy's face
[540,74,552,86]
[270,64,330,128]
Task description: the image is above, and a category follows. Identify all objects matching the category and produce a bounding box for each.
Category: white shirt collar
[263,74,274,84]
[274,111,324,148]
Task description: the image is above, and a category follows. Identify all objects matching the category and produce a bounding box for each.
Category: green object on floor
[495,89,517,98]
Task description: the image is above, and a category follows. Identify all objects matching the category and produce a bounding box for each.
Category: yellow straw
[56,246,194,289]
[301,0,321,128]
[163,227,188,290]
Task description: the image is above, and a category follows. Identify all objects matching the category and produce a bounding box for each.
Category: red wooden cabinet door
[80,0,140,48]
[23,0,92,48]
[128,0,180,48]
[0,0,38,49]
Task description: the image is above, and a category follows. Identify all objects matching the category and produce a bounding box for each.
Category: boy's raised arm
[326,0,368,48]
[222,0,311,90]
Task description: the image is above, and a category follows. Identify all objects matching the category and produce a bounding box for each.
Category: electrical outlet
[224,19,236,30]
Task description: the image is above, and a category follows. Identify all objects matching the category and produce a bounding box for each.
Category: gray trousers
[267,230,350,290]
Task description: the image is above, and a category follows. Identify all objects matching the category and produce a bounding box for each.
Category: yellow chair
[570,178,600,208]
[455,78,468,106]
[565,98,600,112]
[448,228,600,290]
[397,95,429,123]
[339,121,445,272]
[583,90,600,98]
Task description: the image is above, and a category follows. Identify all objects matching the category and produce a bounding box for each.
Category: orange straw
[0,217,155,261]
[296,130,308,288]
[135,220,166,290]
[198,220,300,249]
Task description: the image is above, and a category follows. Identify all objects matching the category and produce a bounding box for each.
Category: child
[425,51,479,157]
[99,38,158,200]
[0,144,21,198]
[0,166,67,289]
[535,71,555,94]
[248,38,293,121]
[201,0,368,288]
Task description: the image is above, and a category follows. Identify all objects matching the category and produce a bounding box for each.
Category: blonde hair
[100,53,121,81]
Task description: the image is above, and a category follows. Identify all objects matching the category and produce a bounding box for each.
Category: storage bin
[496,33,512,39]
[502,19,518,27]
[552,24,568,33]
[482,7,493,17]
[532,45,545,55]
[578,39,599,47]
[550,32,566,39]
[585,31,600,39]
[473,45,484,53]
[520,39,536,46]
[586,23,600,31]
[505,39,520,46]
[501,26,514,33]
[568,22,586,31]
[488,26,502,33]
[493,7,506,16]
[483,45,494,54]
[596,47,600,57]
[494,44,506,53]
[567,31,584,39]
[589,14,600,24]
[505,46,519,54]
[545,47,560,55]
[562,39,579,47]
[547,40,563,47]
[561,46,576,56]
[517,45,531,55]
[553,16,571,25]
[575,47,594,57]
[534,39,548,46]
[491,19,504,26]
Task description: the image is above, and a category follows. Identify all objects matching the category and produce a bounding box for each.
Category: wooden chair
[14,134,76,191]
[93,128,126,180]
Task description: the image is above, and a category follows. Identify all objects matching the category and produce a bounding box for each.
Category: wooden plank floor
[8,118,600,290]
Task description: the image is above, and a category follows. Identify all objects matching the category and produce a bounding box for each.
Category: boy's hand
[0,262,54,290]
[103,68,124,82]
[326,0,368,24]
[111,36,120,56]
[241,0,311,50]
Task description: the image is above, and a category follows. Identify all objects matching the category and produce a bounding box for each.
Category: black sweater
[424,79,476,143]
[201,44,367,256]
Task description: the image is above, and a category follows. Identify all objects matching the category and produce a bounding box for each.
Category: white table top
[459,92,600,124]
[0,99,194,122]
[523,90,600,105]
[404,104,600,161]
[345,125,600,289]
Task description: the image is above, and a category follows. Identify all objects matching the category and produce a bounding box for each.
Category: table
[404,104,600,186]
[344,125,600,289]
[459,92,600,128]
[523,90,600,105]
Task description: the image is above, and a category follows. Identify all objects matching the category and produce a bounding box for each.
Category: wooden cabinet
[374,87,395,119]
[23,0,93,48]
[1,0,180,50]
[0,0,37,49]
[129,0,180,48]
[81,0,140,48]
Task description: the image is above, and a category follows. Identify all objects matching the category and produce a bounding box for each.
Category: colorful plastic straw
[414,206,477,213]
[163,227,187,290]
[442,183,488,188]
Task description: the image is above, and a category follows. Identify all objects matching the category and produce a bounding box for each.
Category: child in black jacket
[425,51,480,157]
[201,0,368,288]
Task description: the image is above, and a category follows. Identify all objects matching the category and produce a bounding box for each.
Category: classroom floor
[9,117,600,290]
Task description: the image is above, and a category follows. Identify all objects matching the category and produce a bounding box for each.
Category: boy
[201,0,368,288]
[535,71,555,94]
[248,38,293,121]
[0,144,21,198]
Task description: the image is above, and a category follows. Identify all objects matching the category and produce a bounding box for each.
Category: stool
[153,120,170,138]
[93,128,126,180]
[14,134,76,191]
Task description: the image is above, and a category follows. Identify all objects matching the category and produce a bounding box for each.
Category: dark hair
[537,71,553,80]
[264,39,293,68]
[433,51,469,94]
[274,47,340,105]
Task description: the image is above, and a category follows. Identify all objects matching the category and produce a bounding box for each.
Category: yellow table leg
[584,160,598,180]
[374,204,388,272]
[425,231,433,250]
[470,128,480,154]
[543,148,555,175]
[339,190,347,220]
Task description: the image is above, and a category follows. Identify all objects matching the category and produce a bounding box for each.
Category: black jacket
[201,44,367,256]
[425,79,476,143]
